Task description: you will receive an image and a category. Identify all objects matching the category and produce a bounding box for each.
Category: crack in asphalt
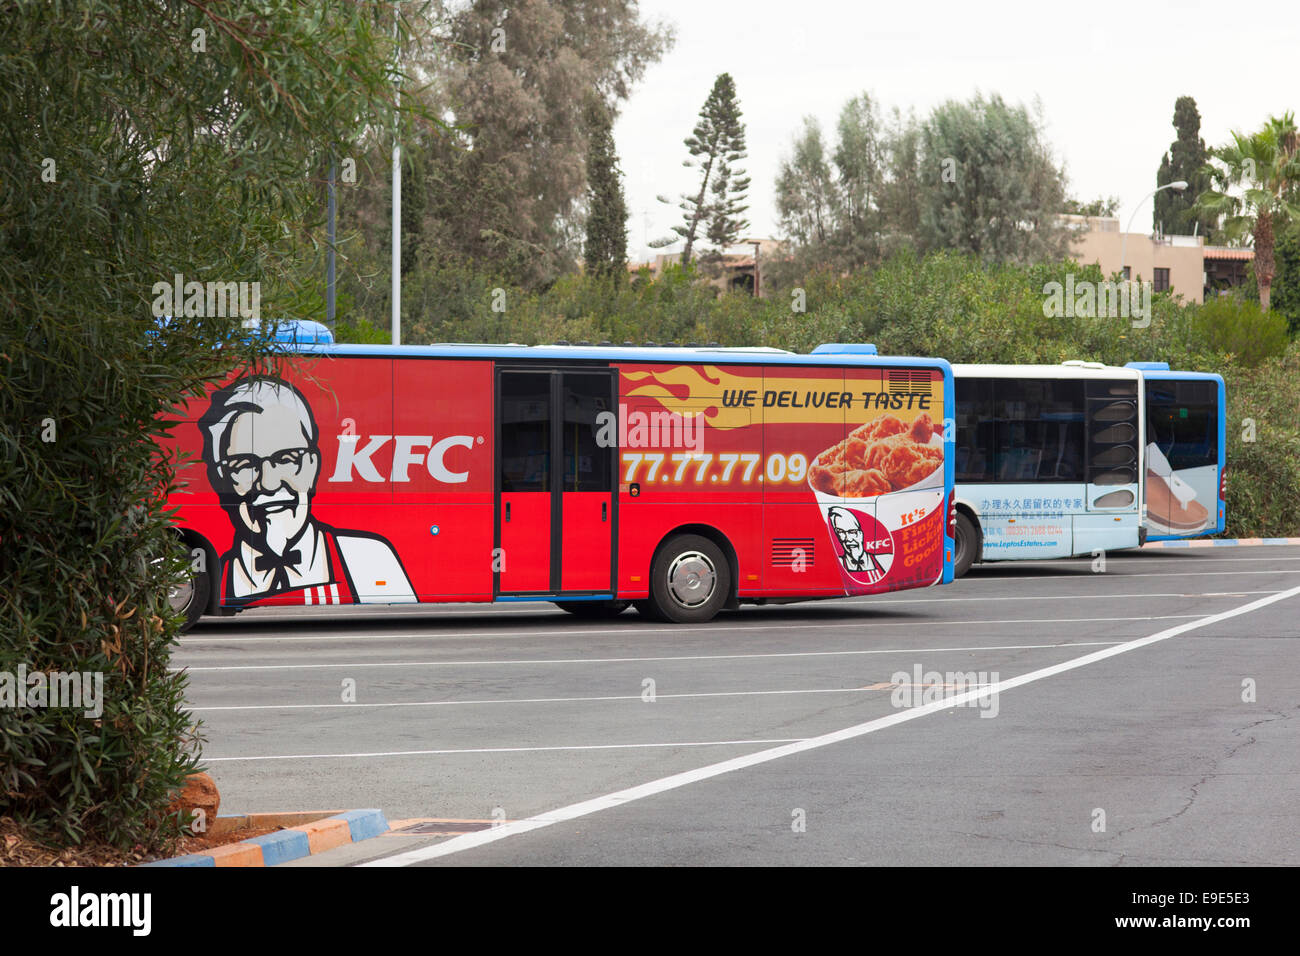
[1119,708,1293,836]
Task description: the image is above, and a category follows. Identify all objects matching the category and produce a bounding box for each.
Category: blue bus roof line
[1133,369,1225,383]
[283,342,952,368]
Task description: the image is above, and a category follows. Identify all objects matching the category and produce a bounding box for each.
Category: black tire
[646,534,730,624]
[954,512,980,578]
[169,539,211,632]
[554,600,631,618]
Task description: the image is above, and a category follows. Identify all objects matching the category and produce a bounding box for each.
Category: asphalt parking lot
[174,546,1300,866]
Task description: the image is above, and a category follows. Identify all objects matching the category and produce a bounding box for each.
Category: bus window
[500,372,550,492]
[1148,381,1217,471]
[561,372,614,493]
[955,378,994,482]
[994,379,1085,482]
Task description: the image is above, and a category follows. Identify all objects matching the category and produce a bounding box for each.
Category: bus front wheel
[642,534,731,624]
[168,539,211,632]
[954,512,980,578]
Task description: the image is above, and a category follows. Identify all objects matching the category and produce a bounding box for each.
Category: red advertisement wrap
[616,363,946,597]
[162,356,495,608]
[160,352,947,615]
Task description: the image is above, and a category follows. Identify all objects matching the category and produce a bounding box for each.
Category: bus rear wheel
[554,600,630,618]
[954,512,980,578]
[643,534,730,624]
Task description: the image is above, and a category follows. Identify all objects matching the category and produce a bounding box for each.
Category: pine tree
[583,99,629,279]
[1154,97,1214,236]
[656,73,749,264]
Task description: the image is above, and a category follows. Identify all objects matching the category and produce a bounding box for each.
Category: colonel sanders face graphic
[827,506,892,583]
[200,375,414,605]
[829,506,869,571]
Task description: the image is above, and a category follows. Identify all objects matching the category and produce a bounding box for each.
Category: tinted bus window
[1147,380,1218,471]
[500,372,550,492]
[561,371,614,492]
[995,378,1085,482]
[955,378,994,481]
[955,378,1085,482]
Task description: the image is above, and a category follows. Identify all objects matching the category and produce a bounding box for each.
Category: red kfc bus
[162,342,956,628]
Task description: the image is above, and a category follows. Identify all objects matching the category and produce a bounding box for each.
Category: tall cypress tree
[583,99,629,279]
[1155,96,1214,236]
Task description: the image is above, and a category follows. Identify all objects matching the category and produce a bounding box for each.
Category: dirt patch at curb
[0,815,288,866]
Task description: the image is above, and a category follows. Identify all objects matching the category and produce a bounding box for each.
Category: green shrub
[1190,297,1290,367]
[1221,345,1300,537]
[1,1,406,849]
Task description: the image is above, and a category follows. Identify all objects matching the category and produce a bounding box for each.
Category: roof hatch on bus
[811,343,878,355]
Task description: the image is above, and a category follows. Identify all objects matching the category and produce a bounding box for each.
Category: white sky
[615,0,1300,261]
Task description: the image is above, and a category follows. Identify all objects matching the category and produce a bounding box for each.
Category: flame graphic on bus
[622,365,755,431]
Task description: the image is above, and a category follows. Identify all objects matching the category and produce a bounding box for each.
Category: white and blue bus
[1127,362,1226,541]
[951,362,1145,576]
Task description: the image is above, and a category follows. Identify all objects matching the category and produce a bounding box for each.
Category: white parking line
[203,738,805,762]
[190,681,998,712]
[182,588,1288,645]
[177,636,1141,673]
[175,609,1230,648]
[360,582,1300,866]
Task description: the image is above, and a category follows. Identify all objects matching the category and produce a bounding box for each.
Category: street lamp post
[1119,180,1188,281]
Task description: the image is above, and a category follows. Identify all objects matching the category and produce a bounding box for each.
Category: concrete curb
[140,809,389,867]
[1143,537,1300,549]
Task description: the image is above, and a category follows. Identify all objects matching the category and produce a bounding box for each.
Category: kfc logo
[199,375,416,605]
[827,506,893,584]
[330,434,474,483]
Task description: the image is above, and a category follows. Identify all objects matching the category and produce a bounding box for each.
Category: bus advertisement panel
[616,361,951,600]
[951,363,1144,575]
[1127,363,1226,540]
[162,343,955,626]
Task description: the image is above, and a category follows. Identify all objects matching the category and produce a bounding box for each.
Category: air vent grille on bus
[771,538,815,567]
[1085,380,1139,486]
[887,369,932,395]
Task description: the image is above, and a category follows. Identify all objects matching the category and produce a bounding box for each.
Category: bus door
[496,367,616,596]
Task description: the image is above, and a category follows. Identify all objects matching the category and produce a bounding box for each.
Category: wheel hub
[667,551,716,608]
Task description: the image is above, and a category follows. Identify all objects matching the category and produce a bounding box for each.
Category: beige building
[1065,215,1253,302]
[630,238,786,297]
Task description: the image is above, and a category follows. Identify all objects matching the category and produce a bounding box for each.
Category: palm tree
[1195,113,1300,311]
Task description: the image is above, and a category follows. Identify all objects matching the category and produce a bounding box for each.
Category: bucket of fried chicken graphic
[809,412,945,590]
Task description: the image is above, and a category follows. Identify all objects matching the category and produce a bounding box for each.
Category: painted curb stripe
[339,808,390,842]
[243,829,310,866]
[1143,537,1300,549]
[141,808,388,867]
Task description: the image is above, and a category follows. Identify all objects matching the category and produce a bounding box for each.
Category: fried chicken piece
[850,415,906,443]
[842,468,892,497]
[814,440,847,468]
[884,444,943,488]
[862,432,913,471]
[809,463,840,495]
[844,437,869,470]
[909,412,934,444]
